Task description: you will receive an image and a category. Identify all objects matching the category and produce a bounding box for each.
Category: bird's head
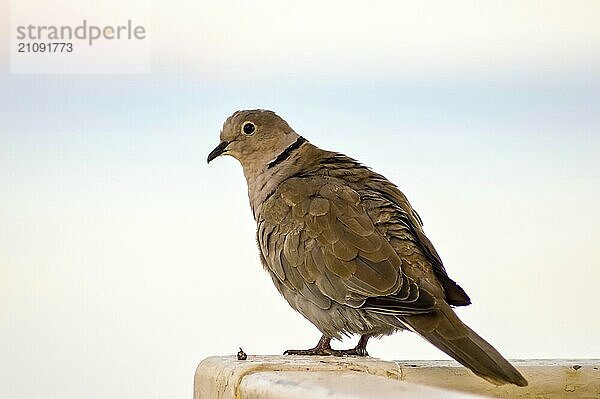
[207,109,300,173]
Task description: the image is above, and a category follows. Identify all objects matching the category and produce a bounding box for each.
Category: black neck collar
[266,136,307,169]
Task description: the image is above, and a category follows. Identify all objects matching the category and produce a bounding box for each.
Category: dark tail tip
[404,305,528,387]
[504,368,528,387]
[477,363,528,387]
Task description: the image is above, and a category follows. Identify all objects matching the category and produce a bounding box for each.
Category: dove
[207,109,527,387]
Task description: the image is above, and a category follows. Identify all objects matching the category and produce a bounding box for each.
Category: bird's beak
[207,141,230,163]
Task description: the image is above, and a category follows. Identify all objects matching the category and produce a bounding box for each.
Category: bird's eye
[242,122,256,135]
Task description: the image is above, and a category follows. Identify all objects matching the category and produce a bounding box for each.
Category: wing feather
[258,178,436,316]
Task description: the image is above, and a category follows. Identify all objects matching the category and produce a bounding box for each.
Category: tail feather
[402,303,528,387]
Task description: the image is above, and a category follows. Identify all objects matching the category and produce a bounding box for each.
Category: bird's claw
[283,347,368,357]
[339,347,369,357]
[283,348,343,356]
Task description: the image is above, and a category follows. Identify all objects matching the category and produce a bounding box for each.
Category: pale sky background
[1,1,600,398]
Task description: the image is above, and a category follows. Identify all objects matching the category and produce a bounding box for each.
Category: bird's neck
[244,140,322,219]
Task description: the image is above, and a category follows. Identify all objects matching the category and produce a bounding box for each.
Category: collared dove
[207,109,527,387]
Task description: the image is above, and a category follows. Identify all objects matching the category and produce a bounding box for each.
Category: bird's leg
[284,335,343,356]
[339,334,370,356]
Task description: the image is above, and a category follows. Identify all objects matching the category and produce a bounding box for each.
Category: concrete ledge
[389,359,600,398]
[194,356,600,399]
[240,370,482,399]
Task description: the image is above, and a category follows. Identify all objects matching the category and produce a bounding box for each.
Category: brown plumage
[207,109,528,387]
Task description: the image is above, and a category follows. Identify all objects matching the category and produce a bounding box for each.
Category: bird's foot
[283,346,368,357]
[283,334,370,357]
[338,347,369,357]
[283,347,343,356]
[339,334,370,356]
[284,335,343,356]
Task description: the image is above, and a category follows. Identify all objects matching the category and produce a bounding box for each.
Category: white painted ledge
[194,356,600,399]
